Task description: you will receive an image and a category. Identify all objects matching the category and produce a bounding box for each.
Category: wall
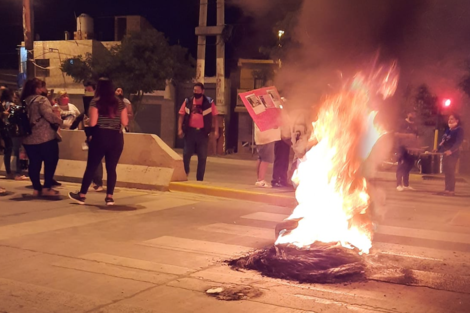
[33,40,94,90]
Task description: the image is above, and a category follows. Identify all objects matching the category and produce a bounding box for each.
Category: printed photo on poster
[245,94,266,114]
[266,89,282,108]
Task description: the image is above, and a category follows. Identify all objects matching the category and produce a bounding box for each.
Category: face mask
[61,98,69,106]
[40,92,47,97]
[117,94,124,99]
[193,93,203,99]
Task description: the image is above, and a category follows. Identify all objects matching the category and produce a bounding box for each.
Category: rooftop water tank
[77,14,94,37]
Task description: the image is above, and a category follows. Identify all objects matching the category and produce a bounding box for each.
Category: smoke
[233,0,470,121]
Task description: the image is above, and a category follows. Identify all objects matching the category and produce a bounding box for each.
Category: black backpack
[6,97,38,138]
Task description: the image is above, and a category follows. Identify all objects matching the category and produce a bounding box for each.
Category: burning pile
[231,64,398,283]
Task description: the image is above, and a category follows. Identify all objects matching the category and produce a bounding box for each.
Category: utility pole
[196,0,208,83]
[215,0,225,114]
[23,0,35,79]
[195,0,226,114]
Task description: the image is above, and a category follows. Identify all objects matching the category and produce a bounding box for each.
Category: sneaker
[403,186,415,191]
[105,197,115,206]
[69,192,86,205]
[52,180,62,187]
[396,186,404,192]
[92,185,104,192]
[15,175,28,181]
[255,180,271,188]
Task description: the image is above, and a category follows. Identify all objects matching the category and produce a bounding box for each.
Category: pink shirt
[179,97,218,129]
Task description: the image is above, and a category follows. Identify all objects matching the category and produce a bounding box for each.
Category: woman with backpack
[20,78,71,197]
[1,88,28,180]
[69,78,128,206]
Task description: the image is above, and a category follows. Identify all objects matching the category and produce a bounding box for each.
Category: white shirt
[254,124,281,145]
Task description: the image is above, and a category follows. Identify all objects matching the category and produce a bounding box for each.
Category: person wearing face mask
[395,111,419,191]
[115,87,133,131]
[55,91,80,129]
[436,114,464,196]
[178,82,219,181]
[20,79,71,197]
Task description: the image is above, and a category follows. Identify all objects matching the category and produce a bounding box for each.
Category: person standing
[395,111,419,191]
[272,105,292,188]
[1,88,27,180]
[69,78,128,205]
[20,79,68,197]
[115,87,133,131]
[437,114,464,196]
[254,124,281,187]
[178,82,219,181]
[55,91,81,129]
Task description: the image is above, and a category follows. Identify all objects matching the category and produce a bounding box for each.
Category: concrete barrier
[1,130,187,191]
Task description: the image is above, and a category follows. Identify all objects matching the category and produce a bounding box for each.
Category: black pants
[272,140,291,185]
[84,127,103,186]
[183,128,209,181]
[1,132,19,175]
[443,155,459,192]
[80,128,123,195]
[396,148,414,187]
[23,139,59,191]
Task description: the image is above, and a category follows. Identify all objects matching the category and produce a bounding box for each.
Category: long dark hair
[0,88,12,103]
[95,78,118,117]
[20,78,44,102]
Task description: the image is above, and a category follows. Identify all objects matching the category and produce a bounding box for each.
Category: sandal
[42,188,60,197]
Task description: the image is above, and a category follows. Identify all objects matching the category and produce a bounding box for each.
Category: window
[35,59,50,77]
[254,78,265,89]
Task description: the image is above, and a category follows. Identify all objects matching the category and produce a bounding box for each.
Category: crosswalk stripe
[241,212,470,245]
[198,223,274,240]
[140,236,254,257]
[80,253,193,275]
[241,212,287,222]
[377,225,470,245]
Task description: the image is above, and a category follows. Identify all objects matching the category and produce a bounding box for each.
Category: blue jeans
[183,128,209,181]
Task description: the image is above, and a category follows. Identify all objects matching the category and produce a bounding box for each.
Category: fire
[277,66,397,254]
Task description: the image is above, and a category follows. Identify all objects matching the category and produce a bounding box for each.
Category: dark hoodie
[438,126,464,157]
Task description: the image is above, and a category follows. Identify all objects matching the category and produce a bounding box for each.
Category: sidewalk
[170,155,463,207]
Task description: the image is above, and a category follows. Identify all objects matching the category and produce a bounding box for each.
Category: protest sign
[239,86,282,131]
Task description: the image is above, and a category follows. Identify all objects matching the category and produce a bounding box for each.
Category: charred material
[229,244,366,284]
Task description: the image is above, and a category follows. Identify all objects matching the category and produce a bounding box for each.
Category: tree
[61,29,195,115]
[415,84,438,126]
[459,60,470,99]
[258,0,303,61]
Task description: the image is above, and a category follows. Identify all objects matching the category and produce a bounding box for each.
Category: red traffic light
[444,99,451,107]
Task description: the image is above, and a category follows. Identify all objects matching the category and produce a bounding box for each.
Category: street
[0,172,469,313]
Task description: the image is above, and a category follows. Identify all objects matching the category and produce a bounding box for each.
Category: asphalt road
[0,175,469,312]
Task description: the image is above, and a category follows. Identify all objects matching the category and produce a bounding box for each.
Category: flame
[277,67,397,254]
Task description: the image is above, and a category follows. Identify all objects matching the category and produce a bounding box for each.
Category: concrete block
[0,130,187,191]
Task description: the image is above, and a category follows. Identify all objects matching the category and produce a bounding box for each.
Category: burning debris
[229,243,366,284]
[230,64,399,284]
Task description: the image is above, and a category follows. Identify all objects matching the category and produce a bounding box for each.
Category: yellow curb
[169,182,297,208]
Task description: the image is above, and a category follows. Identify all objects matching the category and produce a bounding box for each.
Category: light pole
[23,0,35,79]
[278,30,284,69]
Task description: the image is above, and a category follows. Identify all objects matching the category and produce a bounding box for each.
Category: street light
[277,30,285,69]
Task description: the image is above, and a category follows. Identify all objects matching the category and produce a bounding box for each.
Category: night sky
[0,0,262,73]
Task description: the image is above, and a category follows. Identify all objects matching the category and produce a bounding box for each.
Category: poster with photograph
[239,86,283,131]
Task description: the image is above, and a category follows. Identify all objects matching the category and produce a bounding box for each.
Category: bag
[6,96,42,138]
[6,103,32,137]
